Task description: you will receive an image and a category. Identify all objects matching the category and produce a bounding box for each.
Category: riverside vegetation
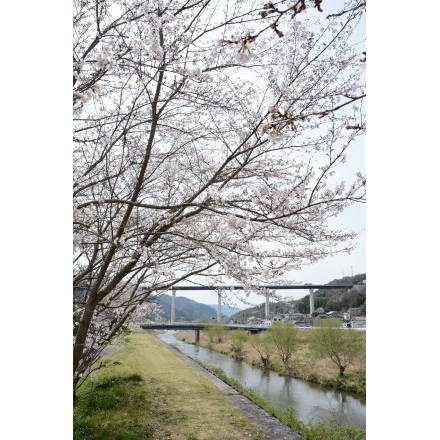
[74,327,366,440]
[175,320,366,397]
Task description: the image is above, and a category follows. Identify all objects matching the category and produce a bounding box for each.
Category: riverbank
[174,327,366,397]
[74,329,301,440]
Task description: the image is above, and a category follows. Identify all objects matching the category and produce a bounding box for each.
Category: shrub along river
[156,330,366,430]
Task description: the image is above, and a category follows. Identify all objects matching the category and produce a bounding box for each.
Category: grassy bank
[74,329,270,440]
[174,328,366,397]
[204,366,366,440]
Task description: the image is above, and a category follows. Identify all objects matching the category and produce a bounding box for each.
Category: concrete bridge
[140,322,269,343]
[167,284,354,323]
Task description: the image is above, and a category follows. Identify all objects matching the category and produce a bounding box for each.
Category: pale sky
[174,8,366,306]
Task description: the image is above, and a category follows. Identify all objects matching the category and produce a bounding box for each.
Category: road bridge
[166,284,354,323]
[140,322,268,343]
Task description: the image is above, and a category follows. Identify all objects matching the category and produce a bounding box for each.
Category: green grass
[73,330,270,440]
[73,373,152,440]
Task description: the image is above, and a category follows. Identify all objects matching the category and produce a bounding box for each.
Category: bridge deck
[140,322,268,331]
[169,284,353,291]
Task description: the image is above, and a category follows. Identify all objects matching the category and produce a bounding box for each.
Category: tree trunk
[73,302,96,398]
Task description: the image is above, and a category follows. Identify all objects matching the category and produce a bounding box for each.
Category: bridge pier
[195,329,200,344]
[265,292,269,319]
[171,288,176,323]
[308,287,314,315]
[217,290,222,322]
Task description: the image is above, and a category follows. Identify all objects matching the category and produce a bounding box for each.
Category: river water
[156,330,366,430]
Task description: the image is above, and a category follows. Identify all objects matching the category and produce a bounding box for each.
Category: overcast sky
[171,7,366,306]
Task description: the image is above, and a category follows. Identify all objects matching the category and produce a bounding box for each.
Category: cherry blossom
[73,0,365,397]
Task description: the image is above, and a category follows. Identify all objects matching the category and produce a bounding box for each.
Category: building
[351,316,366,329]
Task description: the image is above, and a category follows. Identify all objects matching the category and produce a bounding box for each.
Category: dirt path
[99,342,124,359]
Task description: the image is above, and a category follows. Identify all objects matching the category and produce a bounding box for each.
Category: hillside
[229,274,366,322]
[154,294,216,321]
[144,294,242,322]
[205,304,243,318]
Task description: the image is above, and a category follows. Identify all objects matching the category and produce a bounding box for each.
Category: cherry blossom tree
[73,0,365,397]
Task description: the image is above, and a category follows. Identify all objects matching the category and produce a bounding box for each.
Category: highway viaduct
[166,284,354,323]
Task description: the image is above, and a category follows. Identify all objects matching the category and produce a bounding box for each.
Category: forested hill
[229,274,366,322]
[146,294,242,322]
[151,294,216,322]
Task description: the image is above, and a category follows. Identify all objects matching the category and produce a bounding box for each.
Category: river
[156,330,366,430]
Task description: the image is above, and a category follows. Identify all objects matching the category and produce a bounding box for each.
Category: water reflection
[155,330,366,429]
